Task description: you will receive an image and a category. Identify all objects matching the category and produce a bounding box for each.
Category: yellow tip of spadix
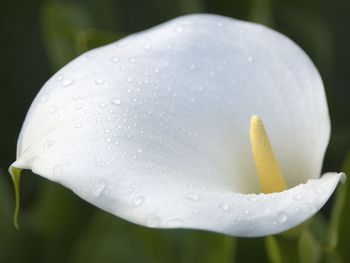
[250,115,287,193]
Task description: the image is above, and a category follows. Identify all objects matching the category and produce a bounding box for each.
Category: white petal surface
[11,14,337,236]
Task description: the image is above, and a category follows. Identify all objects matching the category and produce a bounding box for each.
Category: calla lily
[9,14,344,237]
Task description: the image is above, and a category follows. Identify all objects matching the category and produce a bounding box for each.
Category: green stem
[9,166,22,229]
[222,235,236,263]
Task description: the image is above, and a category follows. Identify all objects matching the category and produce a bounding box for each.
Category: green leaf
[41,1,124,70]
[237,238,268,263]
[67,211,236,263]
[298,229,321,263]
[41,1,93,70]
[265,236,283,263]
[328,151,350,261]
[179,0,205,13]
[265,234,300,263]
[249,0,274,27]
[28,179,94,263]
[273,4,334,74]
[308,214,329,245]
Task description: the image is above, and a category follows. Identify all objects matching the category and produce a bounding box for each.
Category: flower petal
[10,14,335,236]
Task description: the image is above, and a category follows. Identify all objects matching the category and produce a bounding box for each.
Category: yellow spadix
[250,115,287,193]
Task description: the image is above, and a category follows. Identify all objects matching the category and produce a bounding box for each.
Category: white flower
[9,14,344,237]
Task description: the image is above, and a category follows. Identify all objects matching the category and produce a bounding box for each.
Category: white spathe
[10,14,343,237]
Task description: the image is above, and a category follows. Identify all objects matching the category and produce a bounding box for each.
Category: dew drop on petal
[91,179,106,197]
[146,214,161,227]
[248,196,257,202]
[219,204,230,212]
[43,140,56,149]
[49,105,58,113]
[175,26,183,33]
[293,194,302,201]
[110,98,121,105]
[143,44,152,50]
[132,196,144,207]
[277,212,288,223]
[40,94,49,103]
[53,164,63,176]
[61,78,73,87]
[313,186,326,195]
[95,78,105,85]
[192,209,199,214]
[167,218,184,227]
[111,56,119,63]
[309,204,317,213]
[185,193,199,201]
[75,123,83,129]
[75,103,83,110]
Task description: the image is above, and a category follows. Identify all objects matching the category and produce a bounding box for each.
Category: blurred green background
[1,0,350,262]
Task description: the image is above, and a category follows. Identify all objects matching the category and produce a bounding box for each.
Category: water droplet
[309,204,317,213]
[247,56,254,62]
[185,193,199,201]
[75,123,83,129]
[40,94,49,103]
[110,97,121,105]
[49,105,58,113]
[99,103,106,108]
[277,212,288,223]
[53,165,63,176]
[75,103,83,110]
[293,194,302,201]
[92,179,106,197]
[167,218,184,227]
[219,204,230,212]
[95,78,105,85]
[61,78,73,87]
[313,187,325,195]
[146,214,161,227]
[132,196,144,207]
[248,196,257,202]
[175,26,183,33]
[143,44,152,50]
[43,140,55,149]
[189,64,196,70]
[111,56,119,63]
